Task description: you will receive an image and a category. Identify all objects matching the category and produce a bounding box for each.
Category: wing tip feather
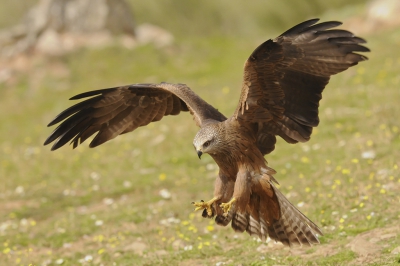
[279,18,320,37]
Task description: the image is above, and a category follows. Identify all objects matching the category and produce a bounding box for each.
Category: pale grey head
[193,123,222,159]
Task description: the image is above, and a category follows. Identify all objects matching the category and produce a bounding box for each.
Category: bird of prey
[44,18,369,246]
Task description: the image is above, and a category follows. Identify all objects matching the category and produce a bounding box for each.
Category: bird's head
[193,124,221,159]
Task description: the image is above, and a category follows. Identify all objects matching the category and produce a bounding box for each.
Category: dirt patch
[291,243,339,259]
[347,225,399,265]
[2,199,41,211]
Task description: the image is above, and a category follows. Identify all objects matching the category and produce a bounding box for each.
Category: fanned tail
[267,183,322,246]
[211,183,322,246]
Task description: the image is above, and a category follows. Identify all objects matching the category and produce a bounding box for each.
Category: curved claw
[192,197,217,217]
[219,197,236,217]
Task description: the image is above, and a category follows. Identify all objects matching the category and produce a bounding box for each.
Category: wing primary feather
[44,110,90,146]
[51,117,92,151]
[314,29,354,39]
[69,88,117,100]
[46,83,226,150]
[47,96,100,127]
[89,106,134,147]
[239,18,369,150]
[328,36,367,44]
[76,125,100,145]
[299,21,342,33]
[70,122,95,148]
[279,18,319,37]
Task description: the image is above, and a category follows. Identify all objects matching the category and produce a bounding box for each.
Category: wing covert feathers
[44,83,226,150]
[235,18,369,155]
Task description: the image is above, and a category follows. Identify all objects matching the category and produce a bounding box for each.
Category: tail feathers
[247,215,262,239]
[271,183,323,245]
[210,183,322,247]
[231,212,249,232]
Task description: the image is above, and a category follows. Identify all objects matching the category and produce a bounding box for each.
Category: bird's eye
[203,140,211,148]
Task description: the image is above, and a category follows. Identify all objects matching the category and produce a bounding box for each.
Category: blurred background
[1,0,399,265]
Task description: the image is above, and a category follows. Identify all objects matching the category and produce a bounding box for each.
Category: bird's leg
[192,197,218,217]
[220,197,236,217]
[219,168,250,216]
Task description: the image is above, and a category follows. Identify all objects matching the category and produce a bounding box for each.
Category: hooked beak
[197,150,203,159]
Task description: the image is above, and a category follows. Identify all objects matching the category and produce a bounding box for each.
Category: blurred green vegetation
[1,1,400,266]
[0,0,368,37]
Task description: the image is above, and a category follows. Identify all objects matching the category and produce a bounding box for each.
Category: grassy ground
[1,1,400,266]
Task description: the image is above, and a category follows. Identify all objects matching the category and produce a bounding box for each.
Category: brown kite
[44,19,369,246]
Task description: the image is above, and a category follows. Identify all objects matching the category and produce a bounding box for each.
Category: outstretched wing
[44,83,226,150]
[234,18,369,155]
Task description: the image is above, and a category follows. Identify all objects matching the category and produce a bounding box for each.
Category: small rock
[256,244,268,253]
[348,238,379,256]
[379,233,397,240]
[391,246,400,254]
[36,30,64,56]
[154,250,168,256]
[172,239,184,250]
[124,241,147,255]
[136,23,174,48]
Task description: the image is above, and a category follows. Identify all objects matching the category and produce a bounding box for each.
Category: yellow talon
[220,197,236,216]
[192,197,218,216]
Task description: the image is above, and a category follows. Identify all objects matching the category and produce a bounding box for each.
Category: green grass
[1,2,400,266]
[0,0,368,37]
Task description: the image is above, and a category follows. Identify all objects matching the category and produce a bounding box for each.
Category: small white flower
[312,143,321,150]
[159,189,171,199]
[338,140,346,147]
[15,186,24,194]
[167,217,180,224]
[301,145,310,152]
[103,198,114,205]
[123,181,132,188]
[95,220,104,226]
[90,172,100,180]
[84,255,93,262]
[361,150,375,159]
[20,218,28,226]
[183,245,193,251]
[206,163,216,171]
